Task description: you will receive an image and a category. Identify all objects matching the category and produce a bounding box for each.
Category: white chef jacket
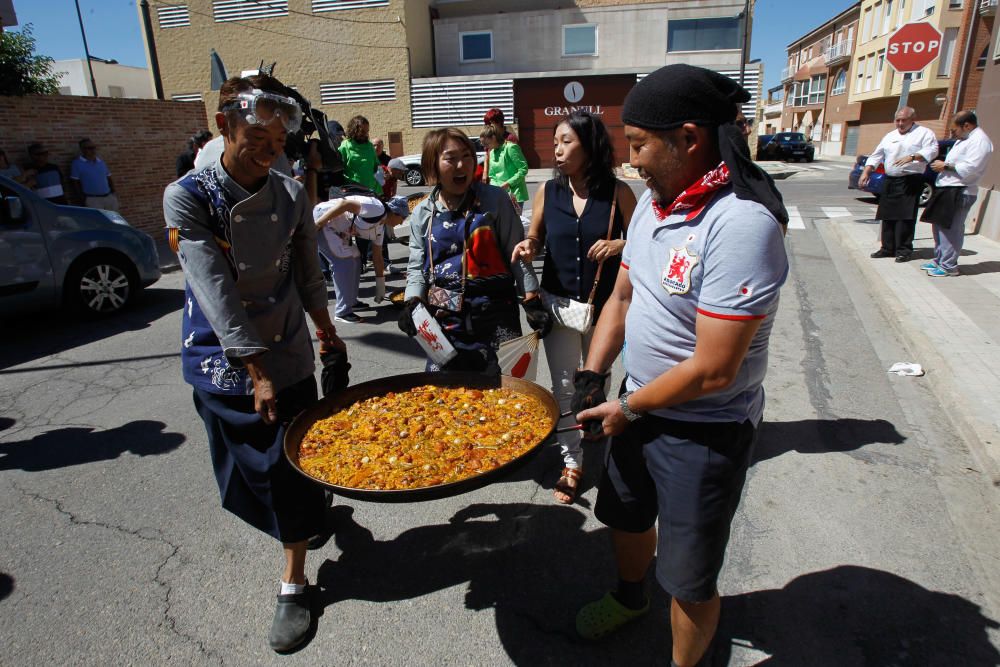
[865,124,939,177]
[314,195,386,259]
[935,127,994,195]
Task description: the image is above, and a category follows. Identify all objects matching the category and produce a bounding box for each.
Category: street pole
[739,0,751,87]
[897,72,912,111]
[139,0,164,99]
[74,0,99,97]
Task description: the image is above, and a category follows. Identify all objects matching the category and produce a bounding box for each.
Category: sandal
[575,592,650,641]
[553,467,582,505]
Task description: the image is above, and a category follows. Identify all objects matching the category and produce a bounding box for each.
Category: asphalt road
[2,164,998,666]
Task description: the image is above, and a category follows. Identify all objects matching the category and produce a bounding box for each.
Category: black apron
[876,174,924,221]
[920,186,964,229]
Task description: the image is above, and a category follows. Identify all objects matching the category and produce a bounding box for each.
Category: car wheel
[65,253,137,316]
[404,168,424,186]
[919,183,933,207]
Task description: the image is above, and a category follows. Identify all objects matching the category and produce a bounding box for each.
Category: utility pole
[739,0,751,87]
[74,0,99,97]
[139,0,164,99]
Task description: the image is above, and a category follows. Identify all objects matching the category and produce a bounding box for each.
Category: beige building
[139,0,761,163]
[847,0,967,149]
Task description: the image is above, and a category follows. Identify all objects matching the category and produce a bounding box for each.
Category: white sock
[280,579,306,595]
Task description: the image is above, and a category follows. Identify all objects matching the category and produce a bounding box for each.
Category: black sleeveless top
[541,179,624,321]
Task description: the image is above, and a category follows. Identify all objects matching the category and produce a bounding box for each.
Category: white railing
[980,0,997,15]
[781,66,793,81]
[824,38,854,63]
[764,102,784,115]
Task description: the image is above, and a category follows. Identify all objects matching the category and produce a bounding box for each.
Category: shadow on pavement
[0,420,185,472]
[313,502,672,664]
[959,260,1000,276]
[0,286,183,371]
[0,573,12,603]
[351,330,425,358]
[752,418,905,464]
[715,565,1000,666]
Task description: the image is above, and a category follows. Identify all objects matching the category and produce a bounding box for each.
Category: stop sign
[886,22,943,72]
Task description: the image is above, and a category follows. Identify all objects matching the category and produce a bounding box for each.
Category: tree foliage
[0,24,61,96]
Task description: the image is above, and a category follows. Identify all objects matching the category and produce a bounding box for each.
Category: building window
[667,17,741,52]
[808,74,827,104]
[977,45,988,69]
[410,79,513,128]
[897,0,907,27]
[923,0,935,15]
[875,51,885,87]
[563,24,598,56]
[460,31,493,62]
[157,5,190,28]
[107,85,125,98]
[171,93,202,102]
[864,55,875,91]
[948,0,962,7]
[213,0,288,22]
[313,0,388,11]
[855,58,865,92]
[882,0,893,34]
[319,79,396,105]
[937,27,958,76]
[873,2,883,37]
[831,69,847,95]
[861,9,872,42]
[58,86,72,95]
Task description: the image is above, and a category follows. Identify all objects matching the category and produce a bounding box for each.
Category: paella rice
[299,385,552,490]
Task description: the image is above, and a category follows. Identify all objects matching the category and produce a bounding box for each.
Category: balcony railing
[780,66,794,83]
[764,101,784,115]
[981,0,997,16]
[824,39,854,64]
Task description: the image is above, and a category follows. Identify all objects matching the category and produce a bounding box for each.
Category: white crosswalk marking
[786,205,806,229]
[822,206,852,218]
[811,165,831,171]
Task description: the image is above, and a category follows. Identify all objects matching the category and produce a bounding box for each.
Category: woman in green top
[481,124,529,215]
[338,115,382,196]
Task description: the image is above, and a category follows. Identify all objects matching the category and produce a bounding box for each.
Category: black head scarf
[623,64,788,226]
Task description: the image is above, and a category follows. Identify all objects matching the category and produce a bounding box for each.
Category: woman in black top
[511,111,637,504]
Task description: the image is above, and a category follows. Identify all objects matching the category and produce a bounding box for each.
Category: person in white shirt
[859,107,939,262]
[921,111,994,277]
[314,193,407,323]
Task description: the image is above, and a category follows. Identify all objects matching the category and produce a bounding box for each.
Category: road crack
[11,482,224,665]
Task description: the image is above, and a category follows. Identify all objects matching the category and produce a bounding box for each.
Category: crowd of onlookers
[0,140,119,211]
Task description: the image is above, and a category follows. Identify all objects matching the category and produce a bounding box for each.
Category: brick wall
[856,90,949,152]
[0,95,207,239]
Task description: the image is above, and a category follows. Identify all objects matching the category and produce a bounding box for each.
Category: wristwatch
[618,391,642,422]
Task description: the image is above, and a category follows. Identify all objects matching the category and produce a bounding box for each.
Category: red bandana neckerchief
[652,162,730,222]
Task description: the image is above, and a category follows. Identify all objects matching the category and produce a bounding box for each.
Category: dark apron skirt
[193,375,325,543]
[920,186,964,229]
[876,174,924,221]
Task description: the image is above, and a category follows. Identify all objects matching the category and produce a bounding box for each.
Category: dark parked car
[848,139,954,207]
[760,132,814,162]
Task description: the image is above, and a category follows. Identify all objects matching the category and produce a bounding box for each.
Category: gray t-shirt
[622,185,788,424]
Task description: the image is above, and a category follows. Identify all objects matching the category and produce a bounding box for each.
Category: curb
[825,219,1000,487]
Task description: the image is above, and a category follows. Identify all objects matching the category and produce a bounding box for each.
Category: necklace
[438,189,470,212]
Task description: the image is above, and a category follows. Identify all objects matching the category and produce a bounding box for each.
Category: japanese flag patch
[661,246,699,295]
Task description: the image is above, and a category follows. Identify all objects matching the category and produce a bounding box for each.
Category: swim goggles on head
[222,89,302,133]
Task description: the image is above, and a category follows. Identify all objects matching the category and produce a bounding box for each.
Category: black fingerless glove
[320,348,351,397]
[522,297,553,339]
[398,297,421,336]
[571,369,609,437]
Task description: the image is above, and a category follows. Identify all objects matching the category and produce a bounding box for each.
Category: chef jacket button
[234,214,243,222]
[275,259,281,266]
[273,334,282,343]
[268,297,276,303]
[271,214,278,222]
[238,262,247,270]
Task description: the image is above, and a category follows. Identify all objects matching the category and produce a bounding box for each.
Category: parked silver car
[0,175,160,316]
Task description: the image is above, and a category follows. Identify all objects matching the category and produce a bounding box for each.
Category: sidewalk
[827,217,1000,486]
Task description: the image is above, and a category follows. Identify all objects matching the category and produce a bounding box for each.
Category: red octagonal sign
[887,22,943,72]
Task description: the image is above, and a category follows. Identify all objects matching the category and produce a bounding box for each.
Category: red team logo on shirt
[662,246,699,295]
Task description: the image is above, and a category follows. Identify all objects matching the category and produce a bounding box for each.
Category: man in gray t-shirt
[572,65,788,666]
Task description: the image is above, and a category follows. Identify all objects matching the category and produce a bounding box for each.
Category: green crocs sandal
[576,592,650,640]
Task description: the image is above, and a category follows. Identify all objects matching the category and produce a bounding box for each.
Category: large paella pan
[284,372,558,501]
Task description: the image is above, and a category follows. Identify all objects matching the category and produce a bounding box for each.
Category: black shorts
[594,415,757,603]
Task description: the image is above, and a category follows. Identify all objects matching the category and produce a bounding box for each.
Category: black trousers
[880,219,917,257]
